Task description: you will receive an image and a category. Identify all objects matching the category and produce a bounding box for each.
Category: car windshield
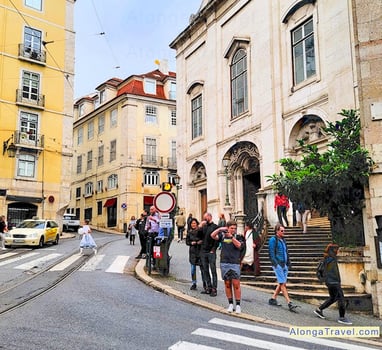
[17,221,45,229]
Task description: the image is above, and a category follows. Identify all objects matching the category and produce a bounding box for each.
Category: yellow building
[69,61,177,232]
[0,0,75,227]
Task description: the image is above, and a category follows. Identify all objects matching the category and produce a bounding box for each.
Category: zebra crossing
[169,317,376,350]
[0,250,130,274]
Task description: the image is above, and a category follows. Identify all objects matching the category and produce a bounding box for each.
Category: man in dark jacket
[314,243,352,325]
[199,212,218,296]
[135,210,148,259]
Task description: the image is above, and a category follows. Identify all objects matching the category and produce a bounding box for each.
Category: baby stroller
[79,229,97,256]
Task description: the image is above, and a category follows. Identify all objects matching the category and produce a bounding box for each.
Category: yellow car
[5,219,60,248]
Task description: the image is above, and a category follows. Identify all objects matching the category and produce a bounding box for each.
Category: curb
[134,258,382,348]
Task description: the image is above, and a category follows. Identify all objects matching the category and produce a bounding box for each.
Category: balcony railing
[141,155,163,167]
[167,157,177,169]
[14,130,44,149]
[18,44,46,64]
[16,89,45,108]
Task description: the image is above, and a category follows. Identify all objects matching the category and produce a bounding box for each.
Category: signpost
[153,191,176,213]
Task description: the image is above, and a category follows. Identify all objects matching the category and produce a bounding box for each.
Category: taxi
[4,219,60,248]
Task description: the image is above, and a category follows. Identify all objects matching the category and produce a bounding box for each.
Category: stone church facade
[170,0,382,316]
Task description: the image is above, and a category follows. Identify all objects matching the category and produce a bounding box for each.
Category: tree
[267,109,374,246]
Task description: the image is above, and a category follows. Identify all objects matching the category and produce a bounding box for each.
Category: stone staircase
[241,217,373,312]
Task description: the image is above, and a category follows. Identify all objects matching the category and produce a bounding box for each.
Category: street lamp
[222,154,231,206]
[3,135,17,158]
[173,174,181,214]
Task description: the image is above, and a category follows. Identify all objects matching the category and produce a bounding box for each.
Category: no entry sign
[153,191,176,213]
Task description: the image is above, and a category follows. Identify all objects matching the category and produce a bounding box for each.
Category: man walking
[175,211,186,242]
[314,243,352,324]
[268,223,298,311]
[200,212,218,296]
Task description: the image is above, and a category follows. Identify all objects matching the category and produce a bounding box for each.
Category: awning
[103,198,117,208]
[6,195,44,203]
[144,196,154,205]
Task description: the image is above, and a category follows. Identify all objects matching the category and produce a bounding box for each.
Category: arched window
[231,49,248,118]
[107,174,118,189]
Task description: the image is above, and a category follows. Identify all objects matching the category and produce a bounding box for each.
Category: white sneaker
[235,305,241,314]
[227,304,234,313]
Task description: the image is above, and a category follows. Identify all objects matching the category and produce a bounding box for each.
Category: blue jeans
[200,251,217,290]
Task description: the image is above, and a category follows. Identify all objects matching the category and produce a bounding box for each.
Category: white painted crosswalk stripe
[209,318,373,350]
[49,254,83,271]
[79,254,105,271]
[0,252,19,260]
[105,255,129,273]
[14,253,61,270]
[193,328,303,350]
[169,341,222,350]
[0,252,39,267]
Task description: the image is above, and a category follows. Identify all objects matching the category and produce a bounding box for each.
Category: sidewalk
[135,240,382,346]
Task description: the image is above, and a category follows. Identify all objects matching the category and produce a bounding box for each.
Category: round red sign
[153,191,176,213]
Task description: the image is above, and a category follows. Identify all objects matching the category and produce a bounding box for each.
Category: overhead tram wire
[90,0,121,70]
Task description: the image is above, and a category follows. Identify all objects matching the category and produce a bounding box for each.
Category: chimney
[158,59,169,75]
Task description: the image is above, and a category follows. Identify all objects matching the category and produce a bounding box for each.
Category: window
[76,187,81,198]
[110,140,116,162]
[170,109,176,126]
[98,145,104,166]
[144,170,159,186]
[145,105,157,124]
[20,111,38,143]
[17,154,35,177]
[107,174,118,189]
[292,18,316,85]
[22,71,40,101]
[171,140,176,160]
[169,82,176,99]
[97,201,103,215]
[110,109,117,127]
[99,90,105,104]
[24,27,42,56]
[97,180,103,193]
[98,115,105,134]
[145,138,157,162]
[79,103,85,117]
[168,173,177,184]
[77,127,83,145]
[85,182,93,196]
[25,0,42,11]
[191,95,202,139]
[231,49,248,117]
[76,155,82,174]
[144,78,156,94]
[87,121,94,140]
[87,150,93,170]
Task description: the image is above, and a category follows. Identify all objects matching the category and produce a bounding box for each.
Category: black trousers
[138,233,147,255]
[319,284,346,318]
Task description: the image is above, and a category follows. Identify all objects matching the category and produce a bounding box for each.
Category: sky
[73,0,202,99]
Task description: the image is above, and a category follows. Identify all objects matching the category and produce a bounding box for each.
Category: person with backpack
[314,243,352,325]
[211,220,245,314]
[268,223,298,312]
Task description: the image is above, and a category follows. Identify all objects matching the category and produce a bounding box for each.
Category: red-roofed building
[69,60,178,231]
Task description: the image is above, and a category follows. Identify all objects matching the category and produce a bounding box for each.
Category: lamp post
[173,174,181,214]
[222,155,231,206]
[3,135,16,158]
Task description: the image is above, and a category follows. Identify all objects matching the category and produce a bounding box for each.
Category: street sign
[153,191,176,213]
[159,218,173,228]
[121,203,127,209]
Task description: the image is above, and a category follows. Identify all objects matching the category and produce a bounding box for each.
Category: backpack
[316,259,327,282]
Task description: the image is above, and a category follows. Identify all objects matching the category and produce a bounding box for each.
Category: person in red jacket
[274,192,290,227]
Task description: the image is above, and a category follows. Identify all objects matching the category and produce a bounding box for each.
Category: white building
[170,0,382,317]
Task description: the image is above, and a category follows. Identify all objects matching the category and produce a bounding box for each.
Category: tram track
[0,238,119,316]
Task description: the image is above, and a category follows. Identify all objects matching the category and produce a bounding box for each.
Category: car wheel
[53,234,59,245]
[38,236,44,248]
